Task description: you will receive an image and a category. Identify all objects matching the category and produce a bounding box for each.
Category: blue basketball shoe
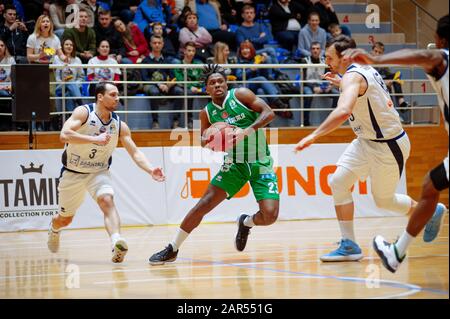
[423,203,447,242]
[320,238,363,262]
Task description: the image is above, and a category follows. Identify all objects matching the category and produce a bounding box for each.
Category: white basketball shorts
[58,169,114,217]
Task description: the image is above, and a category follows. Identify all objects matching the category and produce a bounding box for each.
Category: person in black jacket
[313,0,351,36]
[94,9,126,63]
[0,4,29,63]
[111,0,140,24]
[268,0,307,51]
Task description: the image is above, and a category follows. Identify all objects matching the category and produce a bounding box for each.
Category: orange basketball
[203,122,237,152]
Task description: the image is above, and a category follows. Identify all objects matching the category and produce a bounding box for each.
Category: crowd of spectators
[0,0,359,131]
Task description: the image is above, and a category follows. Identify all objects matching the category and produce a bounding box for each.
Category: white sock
[338,220,356,242]
[170,228,189,251]
[111,233,121,246]
[243,215,255,227]
[394,230,414,259]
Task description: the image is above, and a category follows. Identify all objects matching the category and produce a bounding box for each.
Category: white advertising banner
[0,148,166,232]
[0,144,407,232]
[164,144,407,224]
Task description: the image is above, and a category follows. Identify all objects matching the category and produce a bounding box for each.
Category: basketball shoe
[112,238,128,263]
[320,238,363,262]
[47,224,60,253]
[423,203,447,242]
[235,214,252,252]
[373,235,405,273]
[149,244,178,265]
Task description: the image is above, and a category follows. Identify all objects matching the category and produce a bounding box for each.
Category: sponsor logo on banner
[179,165,368,199]
[0,162,60,220]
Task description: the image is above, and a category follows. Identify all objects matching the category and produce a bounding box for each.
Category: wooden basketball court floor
[0,216,448,299]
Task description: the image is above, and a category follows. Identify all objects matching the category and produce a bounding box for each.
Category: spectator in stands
[236,4,278,64]
[26,14,66,64]
[112,0,140,25]
[194,0,236,50]
[53,38,84,111]
[87,39,121,96]
[268,0,304,51]
[215,0,241,26]
[209,41,237,82]
[0,4,29,63]
[62,8,96,64]
[49,0,78,39]
[301,41,338,126]
[0,38,15,131]
[133,0,172,33]
[327,22,341,39]
[313,0,351,37]
[236,40,292,118]
[79,0,101,28]
[173,41,204,128]
[95,10,126,63]
[297,11,326,58]
[371,41,410,120]
[146,21,178,61]
[113,17,149,64]
[23,0,51,22]
[178,11,212,61]
[26,14,65,131]
[141,35,184,129]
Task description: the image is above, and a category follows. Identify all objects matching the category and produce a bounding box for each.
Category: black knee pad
[430,162,449,191]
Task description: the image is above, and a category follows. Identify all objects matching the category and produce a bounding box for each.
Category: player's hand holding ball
[203,122,238,152]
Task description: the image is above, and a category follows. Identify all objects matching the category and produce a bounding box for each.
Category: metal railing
[0,62,442,131]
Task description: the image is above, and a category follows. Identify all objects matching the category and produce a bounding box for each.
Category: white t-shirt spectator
[0,56,15,90]
[53,56,85,83]
[87,56,122,81]
[26,33,62,64]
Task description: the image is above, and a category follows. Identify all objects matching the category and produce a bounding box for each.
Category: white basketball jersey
[62,103,120,173]
[426,49,449,135]
[345,63,403,140]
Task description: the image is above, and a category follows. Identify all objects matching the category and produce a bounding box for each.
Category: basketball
[203,122,237,152]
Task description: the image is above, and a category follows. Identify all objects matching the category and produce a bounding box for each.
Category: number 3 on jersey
[89,149,97,159]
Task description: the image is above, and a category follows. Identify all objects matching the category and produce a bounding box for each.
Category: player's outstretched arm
[60,106,111,145]
[294,72,361,152]
[344,48,445,75]
[120,121,166,182]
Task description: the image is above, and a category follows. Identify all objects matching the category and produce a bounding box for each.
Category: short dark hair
[184,41,196,49]
[99,9,111,16]
[436,14,449,44]
[327,35,356,56]
[203,64,227,86]
[241,4,255,13]
[4,4,17,13]
[308,11,320,20]
[310,41,321,48]
[95,82,116,101]
[150,34,164,43]
[328,23,340,31]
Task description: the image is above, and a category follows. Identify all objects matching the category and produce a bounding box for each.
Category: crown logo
[20,163,44,174]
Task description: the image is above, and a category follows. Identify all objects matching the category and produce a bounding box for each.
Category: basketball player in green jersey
[149,64,280,265]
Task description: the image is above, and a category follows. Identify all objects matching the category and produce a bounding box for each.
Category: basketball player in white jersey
[294,35,417,262]
[47,82,166,263]
[344,14,449,272]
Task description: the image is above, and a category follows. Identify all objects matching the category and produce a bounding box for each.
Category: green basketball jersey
[205,88,270,163]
